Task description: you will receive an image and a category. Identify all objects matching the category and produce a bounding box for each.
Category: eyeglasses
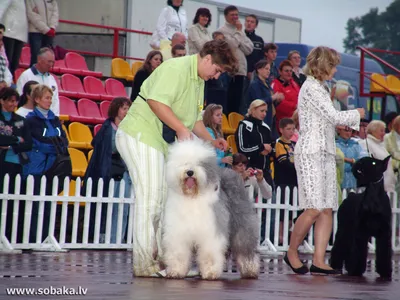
[282,69,292,73]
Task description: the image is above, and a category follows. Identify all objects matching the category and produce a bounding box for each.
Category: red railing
[357,46,400,97]
[59,19,152,61]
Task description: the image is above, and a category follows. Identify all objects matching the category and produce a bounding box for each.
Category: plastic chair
[370,73,388,93]
[68,148,88,177]
[386,75,400,94]
[88,149,93,162]
[61,74,101,100]
[51,59,66,73]
[228,112,244,131]
[14,68,25,83]
[77,98,105,124]
[227,135,238,154]
[132,61,143,77]
[111,58,134,81]
[222,114,235,135]
[63,52,102,77]
[94,124,102,136]
[105,78,127,97]
[18,46,30,68]
[99,101,111,118]
[68,122,93,150]
[83,76,114,101]
[59,95,94,124]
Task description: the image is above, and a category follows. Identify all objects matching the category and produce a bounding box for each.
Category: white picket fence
[1,175,400,255]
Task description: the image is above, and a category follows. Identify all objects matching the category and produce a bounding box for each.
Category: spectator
[171,44,186,58]
[84,97,132,244]
[384,111,398,133]
[219,5,254,115]
[0,23,8,64]
[0,87,32,241]
[247,60,284,136]
[271,60,300,131]
[16,80,38,117]
[288,50,306,87]
[0,23,12,86]
[0,0,28,77]
[16,47,59,115]
[235,99,273,186]
[188,8,212,54]
[130,50,163,101]
[244,14,264,79]
[26,0,59,66]
[202,104,233,168]
[291,110,299,142]
[335,126,365,190]
[150,0,187,50]
[160,32,186,61]
[384,115,400,179]
[264,43,279,83]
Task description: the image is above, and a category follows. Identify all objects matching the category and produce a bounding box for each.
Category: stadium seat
[68,122,93,150]
[59,179,77,196]
[228,112,244,131]
[68,148,88,177]
[226,135,238,154]
[222,114,235,135]
[105,78,127,97]
[88,149,93,162]
[63,52,102,77]
[77,98,105,124]
[14,68,24,83]
[59,95,94,124]
[99,101,111,118]
[51,59,66,73]
[386,75,400,94]
[94,124,102,136]
[111,58,134,81]
[18,46,30,68]
[83,76,114,101]
[61,74,101,101]
[63,122,87,149]
[370,73,389,93]
[132,61,143,77]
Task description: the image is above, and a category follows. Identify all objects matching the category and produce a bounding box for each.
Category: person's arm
[50,92,60,116]
[25,0,51,34]
[0,134,19,147]
[4,66,12,86]
[131,70,147,101]
[236,122,264,155]
[16,72,27,95]
[49,0,59,30]
[155,8,170,41]
[235,33,254,56]
[257,178,273,199]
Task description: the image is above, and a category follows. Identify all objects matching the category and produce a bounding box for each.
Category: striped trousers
[116,129,167,276]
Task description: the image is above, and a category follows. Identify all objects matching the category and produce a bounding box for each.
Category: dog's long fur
[162,139,259,280]
[330,156,392,278]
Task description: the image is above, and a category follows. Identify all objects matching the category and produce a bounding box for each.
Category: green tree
[344,0,400,74]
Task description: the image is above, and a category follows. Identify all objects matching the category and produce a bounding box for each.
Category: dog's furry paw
[166,269,187,279]
[201,270,221,280]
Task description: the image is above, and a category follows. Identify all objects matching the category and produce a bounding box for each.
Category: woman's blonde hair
[392,115,400,132]
[203,104,223,138]
[31,84,53,106]
[366,120,386,134]
[303,46,341,81]
[247,99,267,117]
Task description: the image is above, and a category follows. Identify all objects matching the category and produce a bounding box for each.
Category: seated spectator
[171,44,186,58]
[0,87,32,242]
[288,50,306,87]
[271,60,300,131]
[84,97,132,244]
[247,59,284,138]
[26,0,59,66]
[202,104,232,168]
[264,43,279,83]
[331,80,351,111]
[384,115,400,181]
[232,153,272,201]
[188,8,212,54]
[150,0,187,50]
[17,47,59,116]
[335,126,365,190]
[160,32,186,61]
[16,80,39,117]
[235,99,273,186]
[130,51,163,101]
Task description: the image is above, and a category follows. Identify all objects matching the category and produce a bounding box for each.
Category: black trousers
[2,36,24,77]
[227,75,245,115]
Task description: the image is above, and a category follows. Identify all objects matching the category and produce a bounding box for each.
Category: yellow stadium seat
[68,148,88,178]
[68,122,93,150]
[63,123,87,149]
[386,75,400,94]
[228,112,244,131]
[222,114,235,135]
[88,149,93,162]
[59,179,77,196]
[226,135,238,154]
[132,61,144,78]
[370,73,388,93]
[111,58,134,81]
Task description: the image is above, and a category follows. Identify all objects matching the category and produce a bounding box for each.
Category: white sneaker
[149,269,167,278]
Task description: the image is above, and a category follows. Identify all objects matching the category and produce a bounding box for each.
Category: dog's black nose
[186,170,194,177]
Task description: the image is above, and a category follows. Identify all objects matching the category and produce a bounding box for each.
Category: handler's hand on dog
[212,138,228,151]
[357,108,365,119]
[177,128,193,141]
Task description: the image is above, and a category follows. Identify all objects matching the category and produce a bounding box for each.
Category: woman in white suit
[284,46,365,275]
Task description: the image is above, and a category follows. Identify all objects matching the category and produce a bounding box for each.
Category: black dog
[330,156,392,278]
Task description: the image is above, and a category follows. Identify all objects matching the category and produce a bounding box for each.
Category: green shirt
[119,55,205,155]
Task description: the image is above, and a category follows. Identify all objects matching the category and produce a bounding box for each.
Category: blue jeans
[28,33,54,66]
[110,171,132,243]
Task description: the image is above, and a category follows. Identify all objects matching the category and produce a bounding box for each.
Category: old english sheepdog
[162,139,259,280]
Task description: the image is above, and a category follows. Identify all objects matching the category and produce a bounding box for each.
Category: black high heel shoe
[310,264,342,275]
[284,253,309,275]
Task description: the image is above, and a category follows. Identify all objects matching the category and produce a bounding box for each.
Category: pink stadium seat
[61,74,101,101]
[51,59,66,73]
[94,124,102,136]
[14,68,25,83]
[52,74,78,98]
[83,76,114,101]
[77,98,105,124]
[63,52,102,77]
[19,47,30,68]
[99,101,111,118]
[105,78,127,97]
[59,96,93,124]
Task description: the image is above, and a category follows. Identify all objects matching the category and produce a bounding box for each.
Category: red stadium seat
[94,124,102,136]
[61,74,101,101]
[59,96,93,124]
[105,78,128,97]
[99,101,111,118]
[63,52,102,77]
[83,76,114,101]
[14,68,25,83]
[52,74,78,98]
[51,59,66,73]
[19,47,30,68]
[77,98,105,124]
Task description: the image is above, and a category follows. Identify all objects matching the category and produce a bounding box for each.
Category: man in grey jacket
[218,5,253,115]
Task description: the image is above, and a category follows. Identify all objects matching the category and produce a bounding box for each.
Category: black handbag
[44,136,72,180]
[110,153,126,180]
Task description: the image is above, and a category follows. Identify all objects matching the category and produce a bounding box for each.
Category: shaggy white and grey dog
[162,139,259,280]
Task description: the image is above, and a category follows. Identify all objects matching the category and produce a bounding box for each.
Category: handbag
[110,153,126,180]
[44,136,72,180]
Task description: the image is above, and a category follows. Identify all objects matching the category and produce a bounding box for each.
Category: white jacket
[150,6,187,49]
[26,0,59,34]
[0,0,28,43]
